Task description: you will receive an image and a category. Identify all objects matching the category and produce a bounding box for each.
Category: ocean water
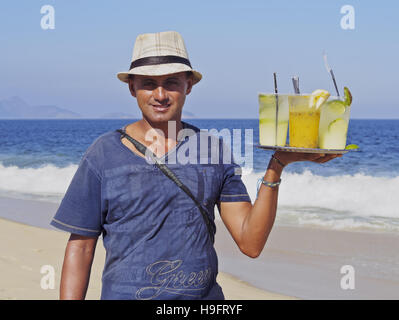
[0,119,398,233]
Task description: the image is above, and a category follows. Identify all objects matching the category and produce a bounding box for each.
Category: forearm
[60,236,97,300]
[240,158,283,257]
[223,152,339,258]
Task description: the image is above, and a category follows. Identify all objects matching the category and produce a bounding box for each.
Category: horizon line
[0,117,399,120]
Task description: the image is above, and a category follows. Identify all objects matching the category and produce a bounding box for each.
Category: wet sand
[1,195,398,299]
[215,220,399,299]
[0,196,293,300]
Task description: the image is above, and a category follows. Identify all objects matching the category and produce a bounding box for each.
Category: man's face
[128,72,193,124]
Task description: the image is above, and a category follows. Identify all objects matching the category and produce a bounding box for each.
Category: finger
[312,157,329,163]
[315,154,341,163]
[319,157,335,163]
[306,153,325,160]
[326,154,343,160]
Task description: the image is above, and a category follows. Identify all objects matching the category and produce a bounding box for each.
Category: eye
[142,80,156,88]
[165,79,180,87]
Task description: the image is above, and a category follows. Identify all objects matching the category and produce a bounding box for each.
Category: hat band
[129,55,192,70]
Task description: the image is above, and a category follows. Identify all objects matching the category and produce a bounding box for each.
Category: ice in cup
[288,90,330,148]
[318,88,352,149]
[259,94,289,146]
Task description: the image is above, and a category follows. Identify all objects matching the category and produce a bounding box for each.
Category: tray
[255,145,357,154]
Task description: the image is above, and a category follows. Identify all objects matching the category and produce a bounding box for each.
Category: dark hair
[185,71,193,79]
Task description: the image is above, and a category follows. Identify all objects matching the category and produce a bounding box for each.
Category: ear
[128,78,136,97]
[185,76,193,95]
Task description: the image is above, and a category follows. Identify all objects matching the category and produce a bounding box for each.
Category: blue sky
[0,0,398,118]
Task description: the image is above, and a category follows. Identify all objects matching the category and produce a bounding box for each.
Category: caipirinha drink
[259,94,289,146]
[288,90,330,148]
[319,87,352,149]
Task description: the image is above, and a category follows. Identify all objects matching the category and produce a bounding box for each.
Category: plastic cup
[318,96,351,149]
[288,94,323,148]
[258,93,289,146]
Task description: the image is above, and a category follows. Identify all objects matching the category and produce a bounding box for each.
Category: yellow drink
[288,95,322,148]
[289,110,320,148]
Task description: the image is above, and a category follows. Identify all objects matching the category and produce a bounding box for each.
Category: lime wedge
[319,118,348,149]
[343,87,352,106]
[309,89,330,110]
[326,100,346,115]
[345,144,359,150]
[328,118,347,132]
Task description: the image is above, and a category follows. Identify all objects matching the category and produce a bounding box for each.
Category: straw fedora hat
[117,31,202,85]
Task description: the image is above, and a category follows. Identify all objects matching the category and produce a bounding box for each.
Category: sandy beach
[0,197,293,300]
[1,195,398,300]
[215,220,399,299]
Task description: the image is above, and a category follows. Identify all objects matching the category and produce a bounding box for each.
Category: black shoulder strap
[116,129,215,243]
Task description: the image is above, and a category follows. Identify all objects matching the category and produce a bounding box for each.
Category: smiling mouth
[152,104,171,112]
[152,104,170,108]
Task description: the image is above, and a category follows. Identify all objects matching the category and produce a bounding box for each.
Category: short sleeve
[50,158,103,237]
[218,162,252,203]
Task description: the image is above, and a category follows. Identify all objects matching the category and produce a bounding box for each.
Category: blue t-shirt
[51,121,251,300]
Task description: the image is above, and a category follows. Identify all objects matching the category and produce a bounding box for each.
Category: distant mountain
[99,110,197,119]
[99,112,137,119]
[0,96,198,119]
[182,110,196,119]
[0,96,81,119]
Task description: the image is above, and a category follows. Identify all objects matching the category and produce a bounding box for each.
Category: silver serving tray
[255,145,358,154]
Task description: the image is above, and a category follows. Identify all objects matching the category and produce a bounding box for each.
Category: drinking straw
[273,72,278,95]
[292,76,300,94]
[273,73,279,146]
[323,51,340,97]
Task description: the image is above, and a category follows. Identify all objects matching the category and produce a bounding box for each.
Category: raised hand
[274,151,342,167]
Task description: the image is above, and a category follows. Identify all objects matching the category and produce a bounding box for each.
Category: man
[51,31,340,300]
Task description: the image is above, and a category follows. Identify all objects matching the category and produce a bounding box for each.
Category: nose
[153,85,168,103]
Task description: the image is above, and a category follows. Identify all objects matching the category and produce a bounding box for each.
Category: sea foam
[0,163,398,232]
[0,163,77,202]
[242,169,399,232]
